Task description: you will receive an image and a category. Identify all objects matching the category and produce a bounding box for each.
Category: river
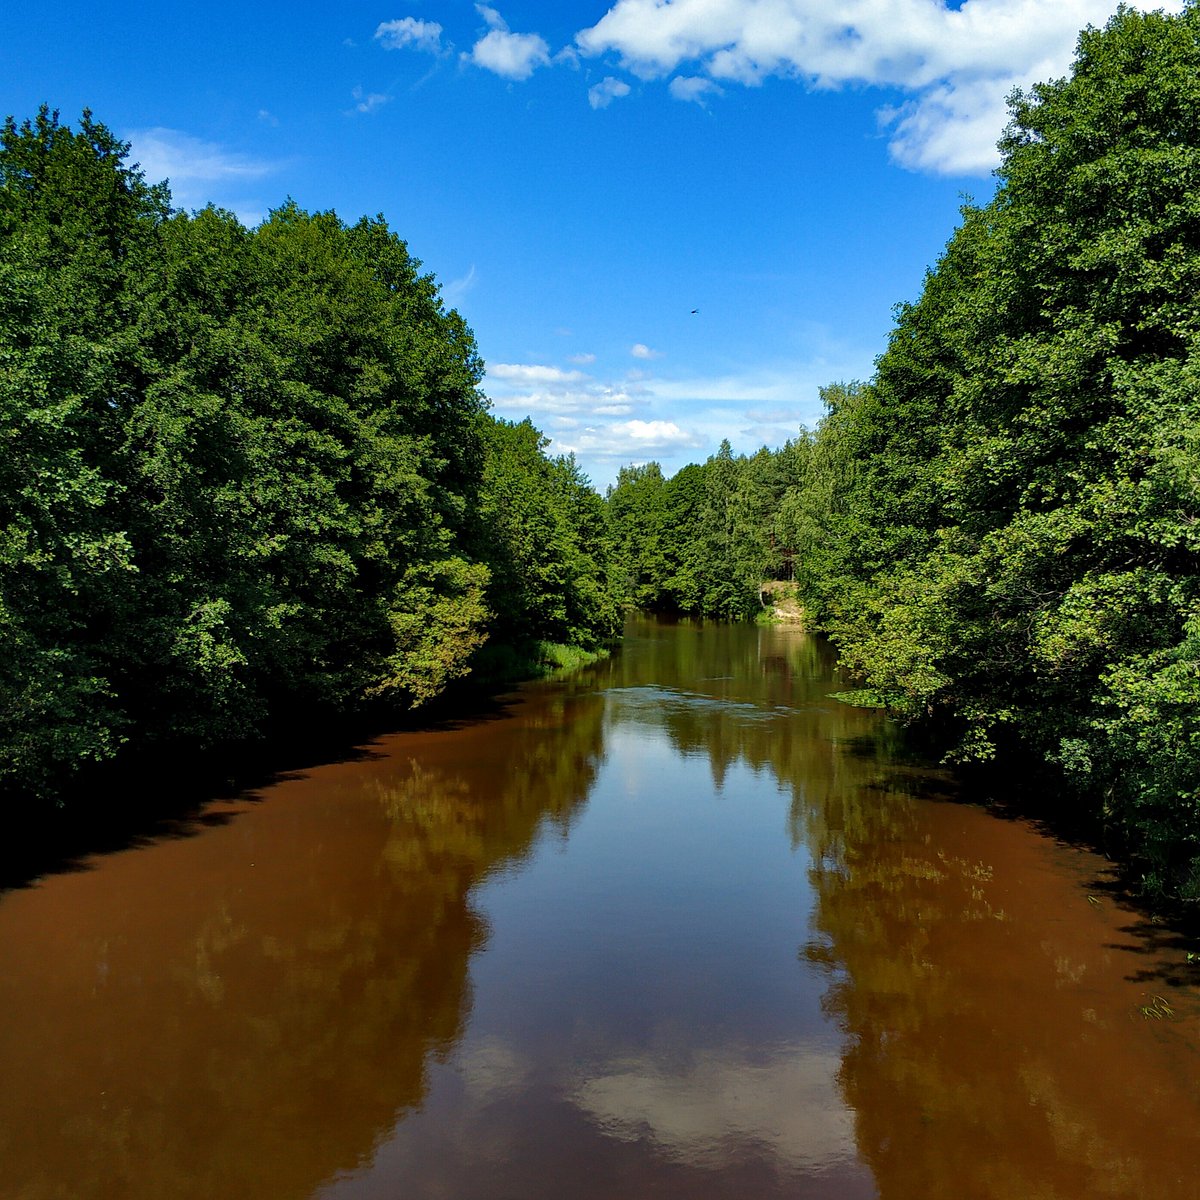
[1,616,1198,1199]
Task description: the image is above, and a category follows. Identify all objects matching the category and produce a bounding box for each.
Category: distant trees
[476,417,620,652]
[0,107,619,806]
[605,439,798,619]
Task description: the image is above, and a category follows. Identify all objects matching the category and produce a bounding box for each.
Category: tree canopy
[0,107,620,806]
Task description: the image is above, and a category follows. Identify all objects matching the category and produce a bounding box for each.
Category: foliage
[604,439,795,620]
[475,417,621,651]
[795,7,1200,897]
[0,107,617,807]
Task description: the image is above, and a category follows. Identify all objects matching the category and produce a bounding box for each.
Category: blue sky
[3,0,1179,487]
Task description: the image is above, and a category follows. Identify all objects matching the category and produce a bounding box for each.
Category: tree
[798,6,1200,896]
[2,110,564,806]
[476,417,620,653]
[605,462,669,609]
[0,108,167,793]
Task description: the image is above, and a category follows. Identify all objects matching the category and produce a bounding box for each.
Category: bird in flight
[690,308,700,314]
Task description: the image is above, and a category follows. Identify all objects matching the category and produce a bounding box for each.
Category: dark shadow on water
[836,722,1200,970]
[1105,918,1200,990]
[970,772,1200,952]
[0,676,529,895]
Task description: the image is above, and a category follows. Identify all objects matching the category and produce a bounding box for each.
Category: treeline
[0,108,620,805]
[605,441,803,620]
[608,6,1200,899]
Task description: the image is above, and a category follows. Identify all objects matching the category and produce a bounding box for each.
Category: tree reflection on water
[606,618,1200,1199]
[0,683,605,1200]
[2,619,1197,1200]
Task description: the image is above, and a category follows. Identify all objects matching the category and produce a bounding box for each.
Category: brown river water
[2,617,1199,1199]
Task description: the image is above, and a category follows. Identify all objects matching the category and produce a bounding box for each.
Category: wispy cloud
[668,75,723,106]
[481,331,867,484]
[489,362,588,386]
[575,0,1186,174]
[466,4,551,80]
[375,16,445,53]
[589,76,632,109]
[351,86,391,114]
[484,358,646,425]
[442,263,478,305]
[556,418,701,462]
[631,343,663,360]
[125,127,278,224]
[372,1,1183,174]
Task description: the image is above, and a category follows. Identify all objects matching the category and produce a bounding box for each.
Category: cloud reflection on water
[570,1040,857,1174]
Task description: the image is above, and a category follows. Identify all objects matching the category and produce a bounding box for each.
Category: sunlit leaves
[0,108,614,805]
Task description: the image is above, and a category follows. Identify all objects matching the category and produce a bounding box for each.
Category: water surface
[2,617,1198,1198]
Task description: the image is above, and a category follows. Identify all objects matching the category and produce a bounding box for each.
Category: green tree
[605,461,670,609]
[476,417,620,654]
[800,6,1200,896]
[0,111,511,804]
[0,108,167,793]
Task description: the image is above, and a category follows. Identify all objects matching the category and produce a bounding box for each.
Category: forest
[0,108,621,806]
[605,5,1200,901]
[4,5,1200,899]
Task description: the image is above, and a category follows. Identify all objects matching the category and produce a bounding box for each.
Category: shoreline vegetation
[759,581,806,626]
[5,6,1200,902]
[0,636,612,892]
[470,639,611,686]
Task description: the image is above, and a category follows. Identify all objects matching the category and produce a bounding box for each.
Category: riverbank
[0,634,614,892]
[759,580,806,626]
[469,639,612,685]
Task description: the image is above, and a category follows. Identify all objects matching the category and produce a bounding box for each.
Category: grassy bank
[469,639,612,686]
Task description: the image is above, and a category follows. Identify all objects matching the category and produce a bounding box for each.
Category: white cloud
[375,17,444,53]
[625,418,689,441]
[467,4,551,79]
[126,128,278,224]
[630,342,663,360]
[489,362,588,386]
[129,128,273,186]
[556,418,701,461]
[881,71,1032,174]
[351,86,391,114]
[484,355,649,429]
[668,75,723,105]
[489,385,641,418]
[477,4,506,30]
[482,328,869,485]
[575,0,1186,174]
[589,76,633,109]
